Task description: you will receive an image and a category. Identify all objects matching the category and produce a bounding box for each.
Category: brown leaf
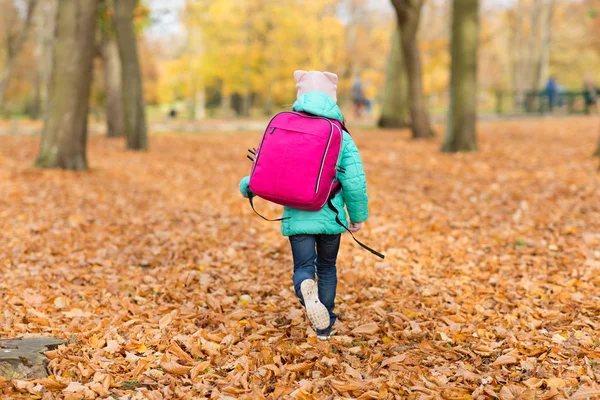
[569,386,600,400]
[189,361,211,381]
[284,362,314,372]
[160,360,192,376]
[380,354,406,367]
[545,377,567,389]
[35,377,67,390]
[492,354,518,366]
[272,386,294,398]
[352,322,379,335]
[167,341,193,363]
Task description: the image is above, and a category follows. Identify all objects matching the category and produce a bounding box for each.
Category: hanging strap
[248,193,289,222]
[327,198,385,259]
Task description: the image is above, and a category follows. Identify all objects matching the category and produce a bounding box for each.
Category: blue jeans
[289,234,340,335]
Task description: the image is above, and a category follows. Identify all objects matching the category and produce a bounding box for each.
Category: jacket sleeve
[338,133,369,223]
[239,176,251,198]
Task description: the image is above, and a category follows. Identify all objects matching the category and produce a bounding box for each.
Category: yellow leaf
[136,343,148,354]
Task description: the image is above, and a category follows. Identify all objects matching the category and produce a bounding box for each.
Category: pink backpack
[247,112,345,212]
[245,112,385,259]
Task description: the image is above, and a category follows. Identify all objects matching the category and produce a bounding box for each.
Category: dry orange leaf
[159,360,192,376]
[380,354,406,367]
[272,385,294,398]
[569,386,600,400]
[352,322,379,335]
[284,362,314,372]
[493,354,518,366]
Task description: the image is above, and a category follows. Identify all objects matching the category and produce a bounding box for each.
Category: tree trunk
[35,0,98,170]
[510,0,525,109]
[194,87,206,120]
[219,87,233,117]
[114,0,147,150]
[102,37,125,137]
[378,27,410,128]
[0,0,39,113]
[442,0,479,153]
[33,0,57,120]
[391,0,435,139]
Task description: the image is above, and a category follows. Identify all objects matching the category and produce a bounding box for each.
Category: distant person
[239,70,376,340]
[545,76,558,111]
[352,76,370,118]
[583,74,598,113]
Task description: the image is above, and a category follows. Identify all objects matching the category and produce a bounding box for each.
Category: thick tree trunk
[391,0,434,139]
[102,37,125,137]
[442,0,479,152]
[0,0,38,113]
[35,0,98,170]
[32,0,57,120]
[378,27,410,128]
[114,0,148,150]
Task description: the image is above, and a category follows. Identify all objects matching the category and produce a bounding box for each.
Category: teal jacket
[239,92,369,236]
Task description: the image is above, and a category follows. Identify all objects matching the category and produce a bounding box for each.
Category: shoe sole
[300,280,330,330]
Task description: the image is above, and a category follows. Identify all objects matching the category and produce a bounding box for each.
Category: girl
[239,70,369,339]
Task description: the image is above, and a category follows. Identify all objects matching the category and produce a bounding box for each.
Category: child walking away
[239,70,382,339]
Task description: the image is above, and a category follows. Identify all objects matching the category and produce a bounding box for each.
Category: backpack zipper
[318,124,344,209]
[315,126,333,193]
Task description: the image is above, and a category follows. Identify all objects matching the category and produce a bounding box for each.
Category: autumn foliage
[1,118,600,398]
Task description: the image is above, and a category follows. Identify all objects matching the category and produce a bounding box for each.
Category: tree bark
[0,0,39,113]
[442,0,479,152]
[378,27,409,128]
[219,90,233,118]
[114,0,147,150]
[102,37,125,137]
[32,0,57,120]
[35,0,98,170]
[391,0,435,139]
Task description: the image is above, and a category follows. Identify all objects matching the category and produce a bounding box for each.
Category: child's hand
[348,222,363,232]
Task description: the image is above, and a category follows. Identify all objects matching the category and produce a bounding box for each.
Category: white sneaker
[300,279,330,330]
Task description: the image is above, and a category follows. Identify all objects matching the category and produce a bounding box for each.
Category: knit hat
[294,70,338,103]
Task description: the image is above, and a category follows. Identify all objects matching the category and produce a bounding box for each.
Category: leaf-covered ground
[1,118,600,400]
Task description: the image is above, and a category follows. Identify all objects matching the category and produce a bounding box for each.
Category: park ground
[1,118,600,399]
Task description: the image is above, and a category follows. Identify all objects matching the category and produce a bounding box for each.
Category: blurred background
[0,0,598,129]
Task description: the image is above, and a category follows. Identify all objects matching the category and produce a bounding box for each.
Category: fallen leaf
[493,354,518,366]
[160,360,192,376]
[381,354,406,367]
[352,322,379,335]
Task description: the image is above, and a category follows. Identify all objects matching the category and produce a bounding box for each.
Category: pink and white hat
[294,70,338,103]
